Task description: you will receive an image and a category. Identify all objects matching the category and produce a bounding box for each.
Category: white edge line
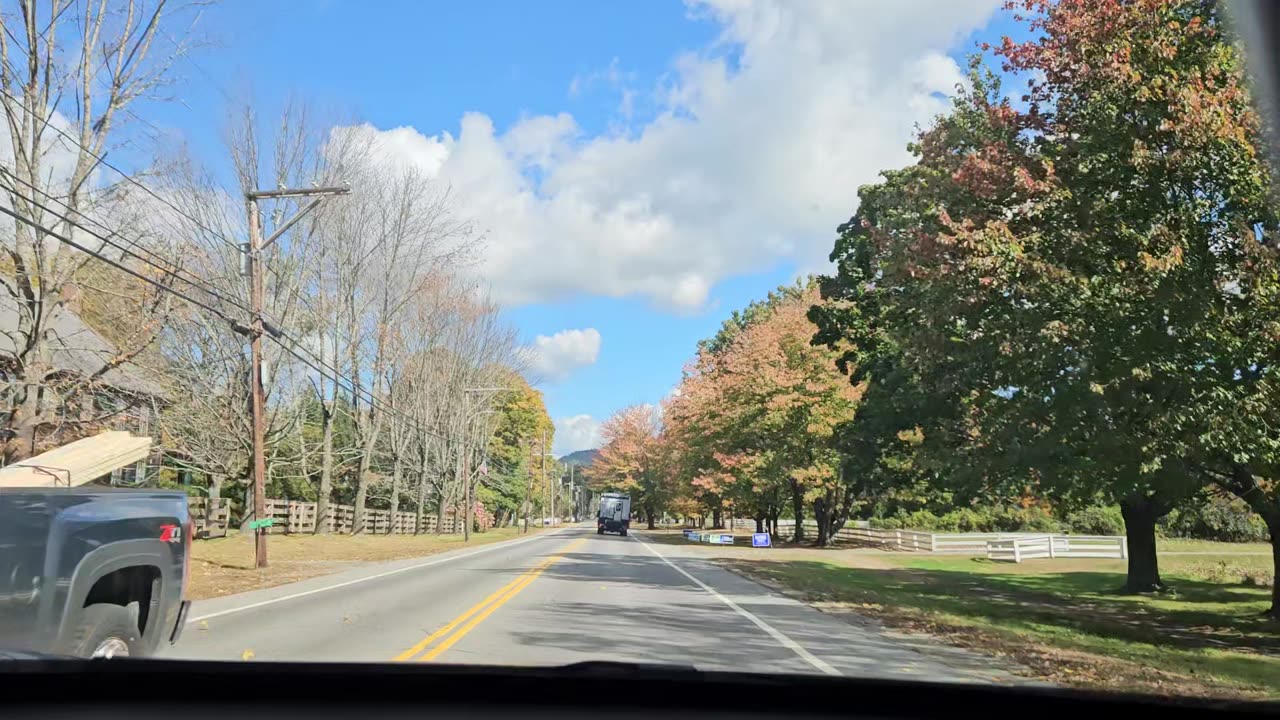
[188,529,568,623]
[631,534,841,677]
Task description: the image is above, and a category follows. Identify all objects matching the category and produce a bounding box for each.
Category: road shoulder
[186,528,564,624]
[631,530,1040,685]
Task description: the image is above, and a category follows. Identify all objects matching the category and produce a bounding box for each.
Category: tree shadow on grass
[716,558,1280,658]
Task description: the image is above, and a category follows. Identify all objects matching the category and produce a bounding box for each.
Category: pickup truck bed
[0,488,191,658]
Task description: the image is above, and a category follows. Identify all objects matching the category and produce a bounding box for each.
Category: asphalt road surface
[166,526,1029,683]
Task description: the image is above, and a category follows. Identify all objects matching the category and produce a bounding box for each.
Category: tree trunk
[755,515,764,533]
[389,455,403,534]
[647,503,656,530]
[789,481,805,543]
[353,475,368,534]
[712,508,723,529]
[435,479,447,535]
[6,326,54,462]
[315,403,334,534]
[1268,518,1280,618]
[814,496,831,547]
[415,474,427,535]
[1119,494,1165,592]
[1223,465,1279,617]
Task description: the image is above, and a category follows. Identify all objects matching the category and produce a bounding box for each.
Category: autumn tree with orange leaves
[589,405,671,529]
[815,0,1280,604]
[666,283,860,544]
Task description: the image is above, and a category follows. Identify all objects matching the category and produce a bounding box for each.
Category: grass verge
[189,527,539,600]
[716,553,1279,700]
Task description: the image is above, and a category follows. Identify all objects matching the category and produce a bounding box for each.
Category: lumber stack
[0,431,152,488]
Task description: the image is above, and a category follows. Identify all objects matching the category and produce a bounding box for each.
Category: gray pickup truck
[0,488,192,658]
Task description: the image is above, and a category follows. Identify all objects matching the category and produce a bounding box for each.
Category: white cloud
[554,414,603,455]
[334,0,999,311]
[524,327,601,382]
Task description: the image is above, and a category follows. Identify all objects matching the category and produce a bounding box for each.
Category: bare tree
[0,0,203,460]
[153,100,328,510]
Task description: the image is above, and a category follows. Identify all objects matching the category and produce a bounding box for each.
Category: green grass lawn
[1159,538,1272,554]
[718,553,1279,700]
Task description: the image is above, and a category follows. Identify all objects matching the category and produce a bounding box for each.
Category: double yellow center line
[394,537,586,662]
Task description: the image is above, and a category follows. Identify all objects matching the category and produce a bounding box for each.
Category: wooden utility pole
[462,447,471,542]
[244,185,348,569]
[463,392,472,543]
[541,430,549,528]
[523,439,533,533]
[246,200,268,568]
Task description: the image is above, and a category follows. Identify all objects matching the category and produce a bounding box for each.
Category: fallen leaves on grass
[718,559,1273,701]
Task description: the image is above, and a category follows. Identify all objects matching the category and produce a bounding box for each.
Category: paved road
[166,526,1028,683]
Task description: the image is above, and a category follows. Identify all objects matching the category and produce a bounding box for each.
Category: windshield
[1,0,1278,704]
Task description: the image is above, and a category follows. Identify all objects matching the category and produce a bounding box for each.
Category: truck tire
[620,529,628,537]
[67,604,141,659]
[597,527,604,535]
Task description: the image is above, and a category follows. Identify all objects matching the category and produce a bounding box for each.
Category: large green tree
[816,0,1280,594]
[482,373,553,526]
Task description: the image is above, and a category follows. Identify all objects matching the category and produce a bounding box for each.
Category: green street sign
[248,518,276,530]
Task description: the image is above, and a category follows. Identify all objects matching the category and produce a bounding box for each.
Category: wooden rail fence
[188,497,460,536]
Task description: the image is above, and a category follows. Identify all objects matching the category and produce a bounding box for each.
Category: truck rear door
[0,493,52,652]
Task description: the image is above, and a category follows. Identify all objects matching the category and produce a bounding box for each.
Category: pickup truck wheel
[620,529,628,537]
[69,604,140,659]
[596,528,604,535]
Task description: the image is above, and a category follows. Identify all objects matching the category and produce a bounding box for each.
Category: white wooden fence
[986,534,1128,562]
[724,518,1127,563]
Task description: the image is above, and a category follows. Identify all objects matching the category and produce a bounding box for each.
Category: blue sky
[140,0,1020,455]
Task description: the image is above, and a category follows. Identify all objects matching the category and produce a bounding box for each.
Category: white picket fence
[724,518,1126,563]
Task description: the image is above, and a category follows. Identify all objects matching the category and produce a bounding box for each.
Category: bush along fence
[724,518,1127,562]
[189,497,460,538]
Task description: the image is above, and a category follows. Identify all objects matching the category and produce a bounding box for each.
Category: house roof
[0,296,166,399]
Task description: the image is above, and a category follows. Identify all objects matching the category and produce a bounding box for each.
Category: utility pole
[541,430,548,528]
[523,439,533,533]
[243,185,348,569]
[462,444,471,542]
[462,391,472,543]
[569,464,574,521]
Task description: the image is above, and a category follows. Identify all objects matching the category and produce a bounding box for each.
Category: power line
[0,166,255,319]
[1,175,327,346]
[0,189,526,477]
[0,202,245,326]
[0,87,350,341]
[0,86,246,255]
[264,326,522,476]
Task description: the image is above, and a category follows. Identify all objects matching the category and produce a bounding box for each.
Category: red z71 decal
[159,524,181,543]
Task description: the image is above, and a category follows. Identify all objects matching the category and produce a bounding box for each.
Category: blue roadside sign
[752,532,772,548]
[718,534,734,545]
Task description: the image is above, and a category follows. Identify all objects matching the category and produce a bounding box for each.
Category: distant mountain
[559,449,599,467]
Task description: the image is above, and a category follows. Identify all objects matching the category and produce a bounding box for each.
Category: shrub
[1065,505,1126,536]
[870,506,1061,533]
[1160,497,1268,543]
[940,508,988,532]
[870,510,943,530]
